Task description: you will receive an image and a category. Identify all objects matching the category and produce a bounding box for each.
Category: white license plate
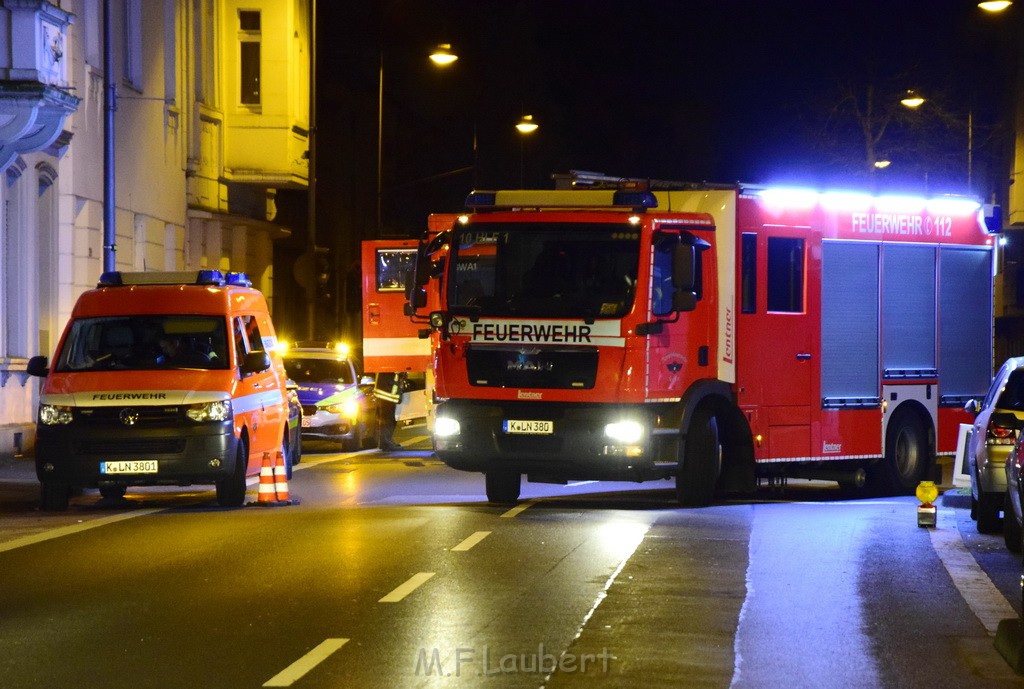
[301,416,313,428]
[101,460,158,474]
[503,419,553,435]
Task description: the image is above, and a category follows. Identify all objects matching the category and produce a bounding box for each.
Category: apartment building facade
[0,0,310,459]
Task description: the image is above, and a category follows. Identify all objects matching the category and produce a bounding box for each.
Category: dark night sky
[310,0,1016,248]
[273,1,1019,339]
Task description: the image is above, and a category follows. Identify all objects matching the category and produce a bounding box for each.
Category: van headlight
[434,417,461,437]
[39,404,73,425]
[186,400,231,422]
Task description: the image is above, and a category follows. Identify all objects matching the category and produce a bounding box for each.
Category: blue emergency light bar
[97,270,252,288]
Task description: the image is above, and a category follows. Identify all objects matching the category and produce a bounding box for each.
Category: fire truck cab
[409,184,997,505]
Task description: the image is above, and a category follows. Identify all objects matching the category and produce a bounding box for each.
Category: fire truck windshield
[448,222,640,319]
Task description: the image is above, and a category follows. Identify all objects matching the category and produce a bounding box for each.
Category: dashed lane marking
[451,531,491,552]
[263,638,349,687]
[379,572,435,603]
[501,500,535,518]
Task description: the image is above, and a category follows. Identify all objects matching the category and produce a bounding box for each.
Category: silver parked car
[1004,431,1024,552]
[965,356,1024,534]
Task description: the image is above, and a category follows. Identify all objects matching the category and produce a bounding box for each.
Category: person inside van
[157,334,211,368]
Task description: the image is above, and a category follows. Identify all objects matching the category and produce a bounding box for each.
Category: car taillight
[988,420,1017,444]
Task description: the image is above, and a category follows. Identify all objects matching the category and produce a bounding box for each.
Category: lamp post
[516,114,538,188]
[898,92,975,192]
[376,43,458,237]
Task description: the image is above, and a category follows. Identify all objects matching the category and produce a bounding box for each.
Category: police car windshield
[55,316,229,372]
[283,356,355,385]
[449,222,640,319]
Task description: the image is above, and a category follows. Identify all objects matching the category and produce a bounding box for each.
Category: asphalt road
[0,423,1021,688]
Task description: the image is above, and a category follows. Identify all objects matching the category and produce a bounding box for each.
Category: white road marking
[379,572,435,603]
[930,509,1017,635]
[0,509,165,554]
[500,501,535,518]
[262,638,349,687]
[451,531,491,552]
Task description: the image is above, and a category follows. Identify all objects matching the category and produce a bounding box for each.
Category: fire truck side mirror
[673,291,697,312]
[672,244,696,292]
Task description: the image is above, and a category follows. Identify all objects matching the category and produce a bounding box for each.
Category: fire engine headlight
[434,417,461,437]
[186,400,231,422]
[605,420,643,443]
[39,404,73,425]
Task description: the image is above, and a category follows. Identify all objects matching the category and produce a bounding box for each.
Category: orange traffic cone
[272,451,291,504]
[255,452,278,505]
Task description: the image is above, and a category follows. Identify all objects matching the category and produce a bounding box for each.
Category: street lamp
[978,1,1013,12]
[899,91,975,192]
[376,42,458,236]
[516,115,539,188]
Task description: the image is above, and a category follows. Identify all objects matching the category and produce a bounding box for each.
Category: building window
[767,236,804,313]
[239,10,261,107]
[124,0,143,91]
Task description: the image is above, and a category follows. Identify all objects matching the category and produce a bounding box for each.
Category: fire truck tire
[485,470,521,504]
[872,410,928,494]
[216,440,248,508]
[40,481,71,512]
[677,408,720,507]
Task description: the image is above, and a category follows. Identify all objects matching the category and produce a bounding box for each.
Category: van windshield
[54,315,229,372]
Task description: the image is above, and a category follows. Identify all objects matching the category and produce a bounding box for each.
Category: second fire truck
[404,179,998,505]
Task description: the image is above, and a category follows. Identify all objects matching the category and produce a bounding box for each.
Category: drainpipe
[103,0,116,272]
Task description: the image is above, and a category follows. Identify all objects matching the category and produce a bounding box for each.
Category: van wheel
[677,408,720,507]
[99,484,127,500]
[41,481,71,511]
[485,470,521,504]
[216,441,248,507]
[870,410,928,495]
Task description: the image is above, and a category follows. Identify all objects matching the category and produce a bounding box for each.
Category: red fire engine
[404,179,999,505]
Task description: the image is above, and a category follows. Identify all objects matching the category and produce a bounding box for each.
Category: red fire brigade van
[406,181,998,505]
[26,270,295,510]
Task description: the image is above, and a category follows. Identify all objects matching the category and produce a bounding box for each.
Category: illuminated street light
[377,42,458,235]
[429,43,458,66]
[900,90,925,108]
[874,159,891,169]
[516,114,539,133]
[978,1,1012,12]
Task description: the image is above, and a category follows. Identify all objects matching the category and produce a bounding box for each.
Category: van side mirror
[27,355,49,377]
[241,351,271,374]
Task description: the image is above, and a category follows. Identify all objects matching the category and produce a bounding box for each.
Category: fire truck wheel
[216,440,248,508]
[40,481,71,512]
[677,408,720,507]
[485,470,521,504]
[872,411,928,495]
